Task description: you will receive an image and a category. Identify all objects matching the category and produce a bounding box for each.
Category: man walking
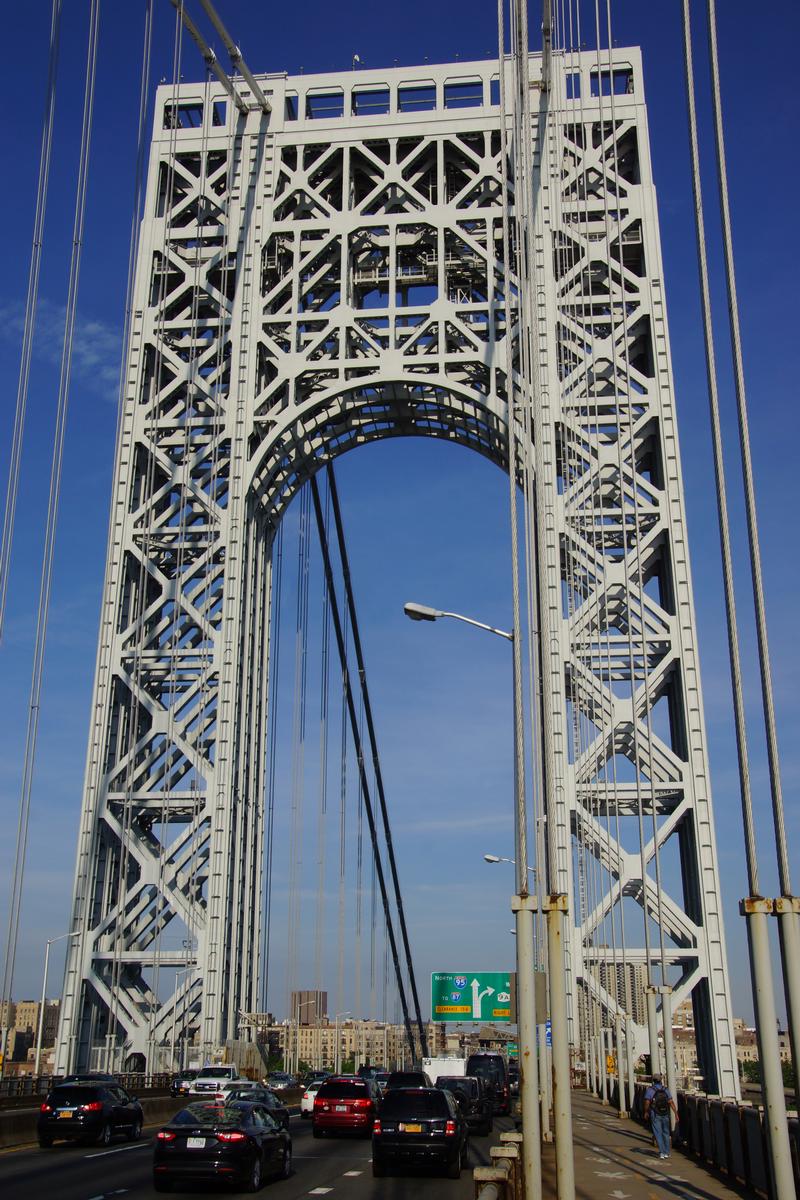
[643,1073,678,1160]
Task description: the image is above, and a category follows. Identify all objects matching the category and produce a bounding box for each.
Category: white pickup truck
[189,1064,240,1098]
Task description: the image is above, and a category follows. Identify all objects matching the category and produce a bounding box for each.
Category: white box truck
[422,1056,467,1083]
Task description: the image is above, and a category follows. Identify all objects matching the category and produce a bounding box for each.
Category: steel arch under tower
[56,50,740,1098]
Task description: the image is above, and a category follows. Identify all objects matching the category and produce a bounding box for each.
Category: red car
[312,1075,380,1138]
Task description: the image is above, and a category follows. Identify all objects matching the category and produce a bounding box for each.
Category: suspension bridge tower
[56,48,740,1098]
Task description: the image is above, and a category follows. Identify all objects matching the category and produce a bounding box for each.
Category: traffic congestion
[0,1053,519,1199]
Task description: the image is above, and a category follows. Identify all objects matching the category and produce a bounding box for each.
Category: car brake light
[373,1118,382,1134]
[217,1131,247,1142]
[157,1130,176,1141]
[353,1098,372,1108]
[82,1101,103,1112]
[40,1103,52,1113]
[445,1119,457,1136]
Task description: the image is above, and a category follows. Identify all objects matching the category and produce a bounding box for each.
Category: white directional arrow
[471,977,494,1018]
[608,1190,630,1198]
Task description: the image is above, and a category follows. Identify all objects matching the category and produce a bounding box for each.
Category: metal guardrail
[626,1080,800,1197]
[0,1072,173,1104]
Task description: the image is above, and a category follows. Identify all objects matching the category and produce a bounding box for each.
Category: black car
[465,1051,511,1115]
[153,1100,292,1193]
[385,1069,433,1090]
[61,1072,118,1084]
[224,1085,291,1130]
[435,1074,493,1136]
[38,1082,143,1147]
[372,1087,468,1178]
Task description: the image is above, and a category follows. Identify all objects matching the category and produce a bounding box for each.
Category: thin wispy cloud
[0,297,122,402]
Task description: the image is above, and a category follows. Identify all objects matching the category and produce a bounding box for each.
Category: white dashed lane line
[343,1170,363,1176]
[83,1142,151,1159]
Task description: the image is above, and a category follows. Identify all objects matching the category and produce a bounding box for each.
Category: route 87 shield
[431,971,514,1022]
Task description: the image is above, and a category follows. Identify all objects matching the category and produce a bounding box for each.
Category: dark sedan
[153,1100,291,1192]
[38,1083,143,1147]
[372,1087,468,1178]
[224,1085,291,1130]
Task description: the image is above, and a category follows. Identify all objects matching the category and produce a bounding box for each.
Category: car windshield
[381,1090,448,1118]
[171,1103,248,1127]
[48,1086,102,1104]
[317,1080,368,1099]
[198,1067,234,1078]
[438,1077,476,1097]
[388,1072,426,1086]
[467,1056,506,1085]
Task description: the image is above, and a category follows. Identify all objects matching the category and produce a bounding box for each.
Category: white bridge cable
[706,0,791,897]
[0,0,62,645]
[261,525,283,1012]
[0,0,101,1062]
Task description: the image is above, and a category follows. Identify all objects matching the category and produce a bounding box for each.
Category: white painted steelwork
[56,51,739,1098]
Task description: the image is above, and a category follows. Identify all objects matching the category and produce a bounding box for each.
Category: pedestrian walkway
[564,1091,757,1199]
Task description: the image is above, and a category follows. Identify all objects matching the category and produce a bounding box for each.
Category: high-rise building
[289,990,327,1025]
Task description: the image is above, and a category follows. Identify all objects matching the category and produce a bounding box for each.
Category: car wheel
[153,1176,171,1193]
[128,1118,142,1142]
[97,1122,112,1147]
[372,1158,386,1178]
[482,1119,493,1136]
[281,1145,292,1179]
[312,1126,323,1139]
[246,1153,263,1192]
[38,1137,53,1149]
[447,1152,461,1180]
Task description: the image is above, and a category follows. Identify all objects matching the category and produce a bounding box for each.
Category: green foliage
[738,1058,795,1091]
[297,1060,312,1076]
[340,1057,355,1074]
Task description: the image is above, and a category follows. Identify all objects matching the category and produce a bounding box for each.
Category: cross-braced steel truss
[56,51,738,1097]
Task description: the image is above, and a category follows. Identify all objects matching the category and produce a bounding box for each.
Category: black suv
[38,1082,143,1147]
[385,1069,433,1090]
[465,1051,511,1114]
[372,1087,468,1178]
[435,1074,493,1135]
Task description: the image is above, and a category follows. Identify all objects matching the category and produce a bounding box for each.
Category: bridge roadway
[0,1095,754,1200]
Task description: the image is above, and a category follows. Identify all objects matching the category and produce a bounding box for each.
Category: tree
[340,1057,355,1074]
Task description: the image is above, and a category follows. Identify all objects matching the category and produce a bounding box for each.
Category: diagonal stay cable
[309,472,420,1063]
[324,461,428,1059]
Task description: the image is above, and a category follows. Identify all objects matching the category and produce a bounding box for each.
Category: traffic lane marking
[84,1141,151,1159]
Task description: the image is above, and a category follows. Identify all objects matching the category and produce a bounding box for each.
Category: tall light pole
[35,932,79,1077]
[294,997,318,1074]
[334,1011,351,1074]
[404,601,541,1198]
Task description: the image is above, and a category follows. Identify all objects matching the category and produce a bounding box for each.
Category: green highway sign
[431,972,513,1023]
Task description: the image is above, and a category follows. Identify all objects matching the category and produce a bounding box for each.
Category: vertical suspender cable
[324,463,428,1056]
[309,474,417,1063]
[0,0,62,643]
[0,0,101,1068]
[705,10,800,1105]
[681,3,793,1187]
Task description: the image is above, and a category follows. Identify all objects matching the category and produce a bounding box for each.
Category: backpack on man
[652,1086,670,1117]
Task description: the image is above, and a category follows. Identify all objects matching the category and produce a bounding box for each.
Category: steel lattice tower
[57,50,739,1098]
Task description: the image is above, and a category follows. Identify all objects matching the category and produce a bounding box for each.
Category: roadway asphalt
[0,1109,515,1199]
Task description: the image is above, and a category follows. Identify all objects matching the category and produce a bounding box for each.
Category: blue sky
[0,2,797,1030]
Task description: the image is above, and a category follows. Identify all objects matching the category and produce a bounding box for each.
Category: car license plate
[187,1137,206,1148]
[335,1104,348,1112]
[58,1110,74,1119]
[400,1122,422,1133]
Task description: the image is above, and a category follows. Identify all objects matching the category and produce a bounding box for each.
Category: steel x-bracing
[56,51,739,1097]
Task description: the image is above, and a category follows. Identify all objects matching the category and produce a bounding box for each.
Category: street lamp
[35,932,79,1077]
[484,852,537,878]
[404,600,541,1196]
[334,1011,351,1074]
[293,998,319,1074]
